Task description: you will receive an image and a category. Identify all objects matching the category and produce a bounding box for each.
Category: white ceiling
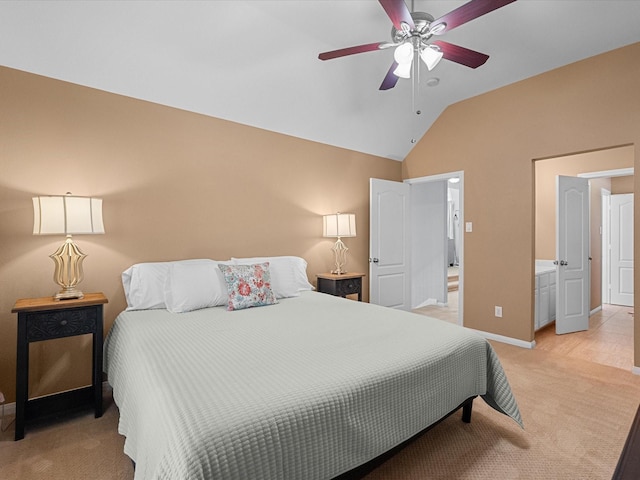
[1,1,640,161]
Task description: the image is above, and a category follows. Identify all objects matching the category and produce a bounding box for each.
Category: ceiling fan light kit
[318,0,517,91]
[420,45,444,71]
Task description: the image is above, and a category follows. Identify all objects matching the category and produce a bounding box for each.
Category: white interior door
[369,178,411,310]
[610,193,634,306]
[556,176,590,335]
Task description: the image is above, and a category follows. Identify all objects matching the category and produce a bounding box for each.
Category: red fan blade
[319,42,388,61]
[379,0,415,31]
[430,0,517,34]
[380,62,400,90]
[432,40,489,68]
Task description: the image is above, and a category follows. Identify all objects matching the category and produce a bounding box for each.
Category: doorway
[407,172,464,326]
[534,146,634,370]
[368,173,464,324]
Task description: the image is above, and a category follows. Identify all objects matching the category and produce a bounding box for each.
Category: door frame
[578,167,634,308]
[406,171,464,326]
[602,189,611,305]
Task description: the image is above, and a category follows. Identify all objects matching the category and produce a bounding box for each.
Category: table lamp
[322,213,356,275]
[32,193,104,300]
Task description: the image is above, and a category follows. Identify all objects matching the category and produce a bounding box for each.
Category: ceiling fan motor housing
[391,12,436,45]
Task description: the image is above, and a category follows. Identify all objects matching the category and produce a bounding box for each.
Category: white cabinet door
[539,273,550,328]
[549,273,556,321]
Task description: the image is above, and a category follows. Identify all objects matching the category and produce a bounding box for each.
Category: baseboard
[590,305,603,316]
[469,329,536,349]
[1,400,15,417]
[413,298,439,309]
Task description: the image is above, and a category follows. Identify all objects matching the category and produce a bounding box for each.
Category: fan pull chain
[412,44,420,115]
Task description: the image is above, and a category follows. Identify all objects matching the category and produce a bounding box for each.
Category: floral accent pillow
[218,262,277,311]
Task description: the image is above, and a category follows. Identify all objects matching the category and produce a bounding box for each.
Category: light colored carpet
[1,341,639,479]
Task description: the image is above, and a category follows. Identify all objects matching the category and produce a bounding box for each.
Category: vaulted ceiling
[1,1,640,161]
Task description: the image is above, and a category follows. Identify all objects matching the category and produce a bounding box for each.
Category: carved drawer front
[26,306,98,341]
[336,279,361,296]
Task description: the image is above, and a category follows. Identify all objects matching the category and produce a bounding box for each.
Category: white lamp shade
[33,195,105,235]
[420,46,444,71]
[323,213,356,238]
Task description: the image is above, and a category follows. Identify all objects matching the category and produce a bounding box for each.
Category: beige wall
[0,66,402,403]
[534,146,634,311]
[403,42,640,359]
[612,175,634,194]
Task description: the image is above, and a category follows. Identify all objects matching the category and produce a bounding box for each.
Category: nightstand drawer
[26,306,98,341]
[316,273,365,301]
[335,280,361,296]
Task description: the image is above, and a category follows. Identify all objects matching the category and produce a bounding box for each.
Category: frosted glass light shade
[420,46,443,71]
[394,42,414,64]
[393,62,412,79]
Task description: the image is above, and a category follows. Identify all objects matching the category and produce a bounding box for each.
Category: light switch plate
[465,222,473,232]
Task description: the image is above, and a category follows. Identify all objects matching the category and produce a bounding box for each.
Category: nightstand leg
[93,305,103,418]
[15,313,27,441]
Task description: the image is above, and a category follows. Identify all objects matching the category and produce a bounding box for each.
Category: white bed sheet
[104,291,521,479]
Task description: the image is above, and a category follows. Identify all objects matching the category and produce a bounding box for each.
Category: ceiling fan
[318,0,517,90]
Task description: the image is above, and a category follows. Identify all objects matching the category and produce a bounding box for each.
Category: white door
[610,193,634,306]
[556,176,590,335]
[369,178,411,310]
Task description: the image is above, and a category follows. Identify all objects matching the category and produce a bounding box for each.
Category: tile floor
[413,287,634,372]
[535,303,634,371]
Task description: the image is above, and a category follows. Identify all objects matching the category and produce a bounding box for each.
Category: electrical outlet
[495,306,503,318]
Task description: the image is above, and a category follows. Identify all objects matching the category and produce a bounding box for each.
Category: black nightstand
[12,292,108,441]
[316,273,365,301]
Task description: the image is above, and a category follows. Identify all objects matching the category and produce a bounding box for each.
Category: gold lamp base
[54,287,85,301]
[50,236,86,301]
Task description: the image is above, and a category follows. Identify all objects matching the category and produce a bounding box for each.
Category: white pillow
[231,256,314,299]
[122,259,213,311]
[164,260,227,313]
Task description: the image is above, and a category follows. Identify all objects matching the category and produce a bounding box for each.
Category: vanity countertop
[536,266,556,275]
[535,259,556,276]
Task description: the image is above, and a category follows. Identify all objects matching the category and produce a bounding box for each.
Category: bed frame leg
[462,397,474,423]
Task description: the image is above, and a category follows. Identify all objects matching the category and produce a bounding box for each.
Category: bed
[104,257,522,479]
